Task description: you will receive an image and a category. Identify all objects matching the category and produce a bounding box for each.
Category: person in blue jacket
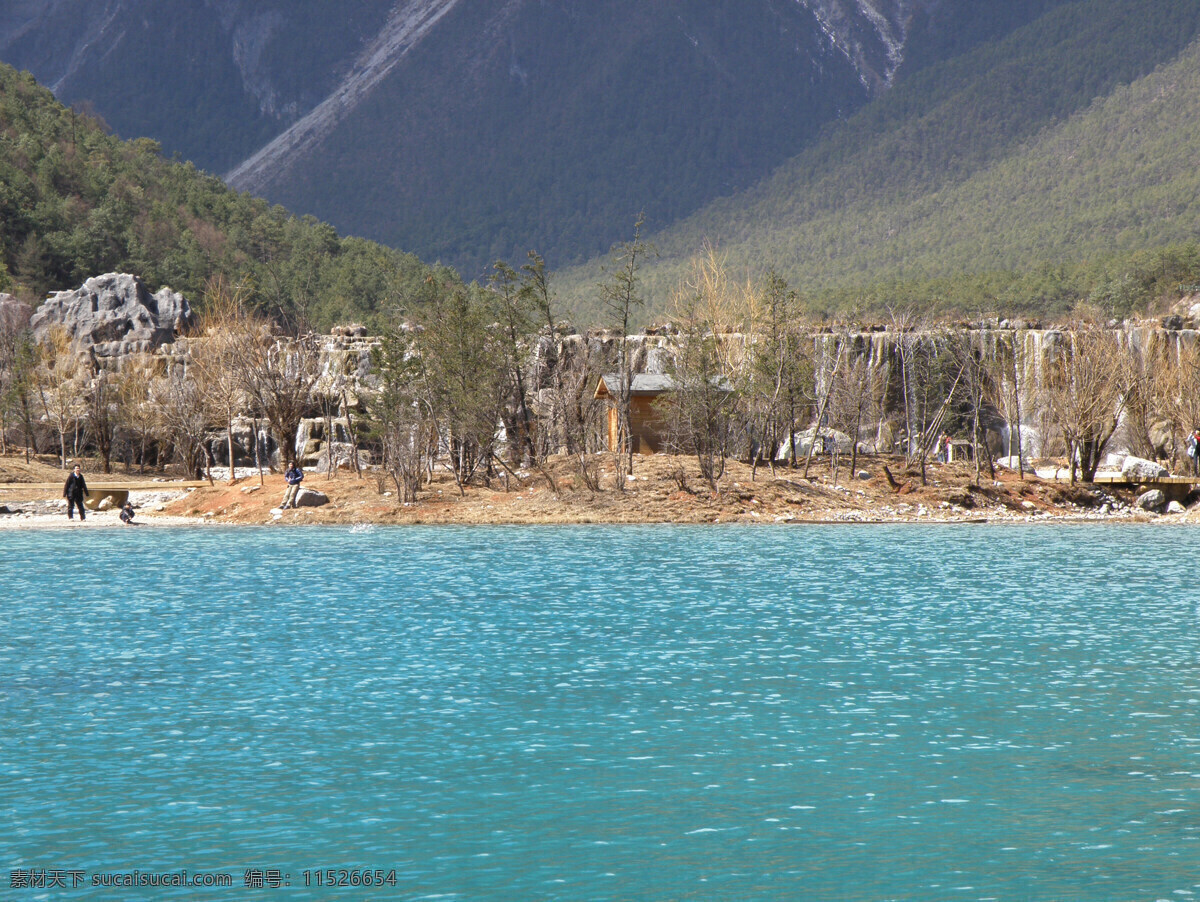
[281,462,304,509]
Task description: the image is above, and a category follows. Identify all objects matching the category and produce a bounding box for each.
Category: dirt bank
[5,452,1193,527]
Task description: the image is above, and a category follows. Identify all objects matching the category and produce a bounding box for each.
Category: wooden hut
[594,374,677,454]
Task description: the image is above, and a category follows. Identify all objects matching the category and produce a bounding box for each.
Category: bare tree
[828,333,880,478]
[802,337,844,479]
[987,329,1031,479]
[747,270,811,475]
[554,334,606,492]
[234,324,322,471]
[415,286,507,494]
[519,250,579,464]
[84,364,118,473]
[190,277,256,483]
[947,330,996,485]
[663,285,737,490]
[34,328,87,467]
[687,242,754,373]
[1165,339,1200,470]
[887,307,923,464]
[1040,319,1130,484]
[488,260,539,468]
[1121,331,1178,465]
[0,317,38,460]
[150,368,208,477]
[599,214,651,487]
[369,325,435,502]
[884,323,963,485]
[115,353,160,473]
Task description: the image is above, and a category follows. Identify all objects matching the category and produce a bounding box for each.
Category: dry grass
[0,451,1136,526]
[3,450,1181,525]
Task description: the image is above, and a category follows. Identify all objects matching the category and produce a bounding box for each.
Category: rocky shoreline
[5,454,1197,529]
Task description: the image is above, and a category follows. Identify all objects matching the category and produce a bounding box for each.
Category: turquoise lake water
[3,524,1200,900]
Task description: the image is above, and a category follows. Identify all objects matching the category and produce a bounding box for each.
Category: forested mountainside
[0,0,1074,280]
[0,64,446,331]
[7,0,1198,327]
[558,0,1200,323]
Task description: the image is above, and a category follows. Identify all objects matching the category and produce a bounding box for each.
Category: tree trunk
[342,390,362,479]
[21,395,36,460]
[226,414,237,484]
[324,407,336,480]
[1011,347,1025,481]
[850,418,860,475]
[253,416,265,486]
[973,405,981,487]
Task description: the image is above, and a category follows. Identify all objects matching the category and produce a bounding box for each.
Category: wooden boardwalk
[1037,467,1200,486]
[1090,475,1200,486]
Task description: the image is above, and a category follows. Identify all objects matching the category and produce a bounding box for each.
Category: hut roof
[594,374,677,399]
[594,373,733,399]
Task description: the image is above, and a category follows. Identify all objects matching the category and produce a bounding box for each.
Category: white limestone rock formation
[30,273,196,358]
[0,294,33,332]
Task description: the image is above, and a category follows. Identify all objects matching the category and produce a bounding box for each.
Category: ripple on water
[2,524,1200,899]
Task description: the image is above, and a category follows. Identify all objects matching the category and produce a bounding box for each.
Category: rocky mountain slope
[0,0,1071,279]
[558,0,1200,321]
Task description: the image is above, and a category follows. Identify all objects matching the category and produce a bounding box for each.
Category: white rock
[1122,456,1168,480]
[1167,500,1187,514]
[1034,467,1071,480]
[1135,489,1166,512]
[293,487,329,508]
[777,427,855,459]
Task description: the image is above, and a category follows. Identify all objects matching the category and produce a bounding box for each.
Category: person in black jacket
[63,463,88,521]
